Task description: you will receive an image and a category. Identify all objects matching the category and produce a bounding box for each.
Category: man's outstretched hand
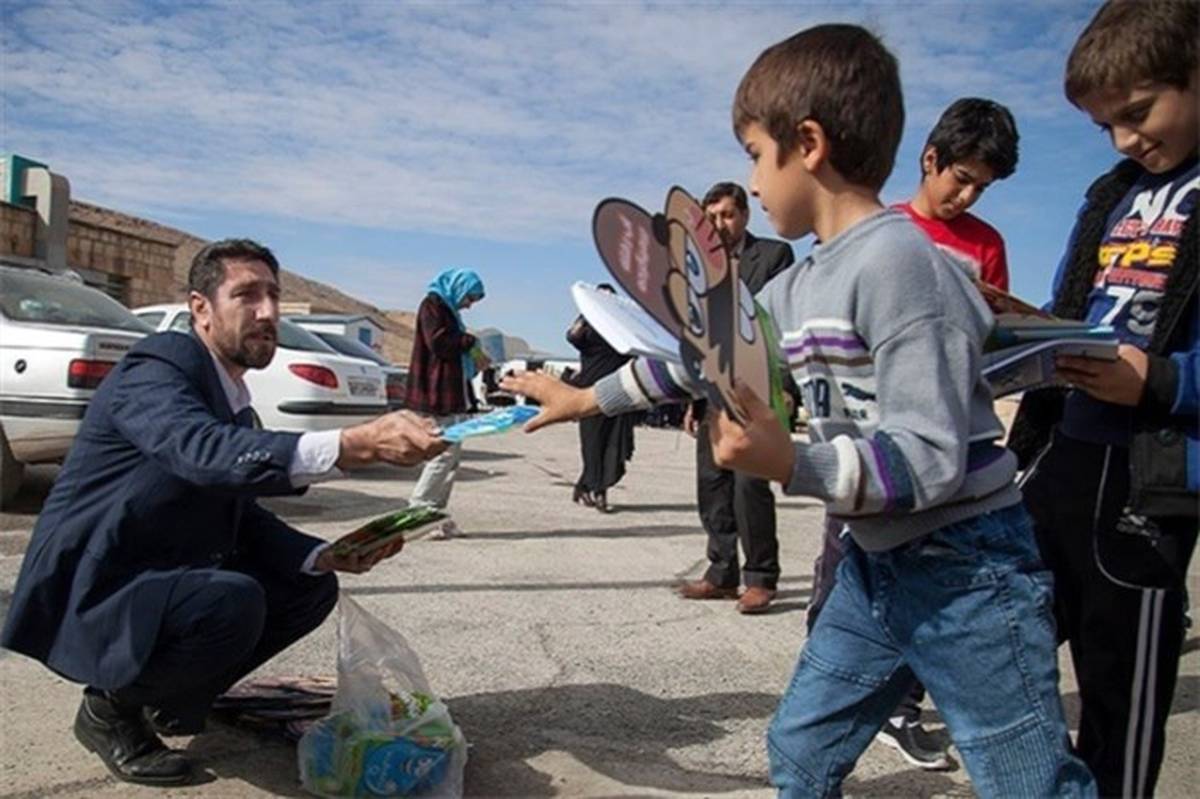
[499,371,600,432]
[314,536,405,574]
[337,411,448,469]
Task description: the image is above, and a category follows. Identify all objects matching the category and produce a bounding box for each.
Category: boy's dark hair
[923,98,1020,180]
[1065,0,1198,105]
[702,182,749,212]
[733,24,903,192]
[188,239,280,299]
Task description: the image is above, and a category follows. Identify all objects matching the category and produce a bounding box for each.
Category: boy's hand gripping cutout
[591,186,787,427]
[708,380,796,484]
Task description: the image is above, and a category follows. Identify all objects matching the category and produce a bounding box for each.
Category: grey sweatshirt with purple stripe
[593,209,1020,551]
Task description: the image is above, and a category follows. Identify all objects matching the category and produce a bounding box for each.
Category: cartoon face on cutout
[591,186,775,424]
[592,199,680,337]
[662,187,771,423]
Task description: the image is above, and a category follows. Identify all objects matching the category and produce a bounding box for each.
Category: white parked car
[0,262,152,505]
[134,304,388,433]
[293,325,408,411]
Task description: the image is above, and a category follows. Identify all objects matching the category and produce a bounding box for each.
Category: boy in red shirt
[896,97,1019,291]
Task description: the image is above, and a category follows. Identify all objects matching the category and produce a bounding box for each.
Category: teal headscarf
[426,268,485,378]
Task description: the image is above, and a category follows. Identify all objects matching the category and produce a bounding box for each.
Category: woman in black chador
[565,284,636,512]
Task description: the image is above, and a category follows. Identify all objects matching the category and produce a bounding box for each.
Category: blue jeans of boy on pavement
[768,503,1096,798]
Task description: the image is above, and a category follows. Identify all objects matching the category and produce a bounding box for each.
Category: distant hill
[473,326,533,360]
[70,201,447,364]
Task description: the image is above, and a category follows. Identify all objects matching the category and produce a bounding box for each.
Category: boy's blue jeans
[768,503,1096,797]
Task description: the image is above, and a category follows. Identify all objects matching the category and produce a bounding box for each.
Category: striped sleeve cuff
[594,359,696,416]
[784,439,846,501]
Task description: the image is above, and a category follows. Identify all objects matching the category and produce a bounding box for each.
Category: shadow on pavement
[160,674,1200,799]
[182,724,305,797]
[0,465,59,521]
[843,769,972,798]
[163,684,777,797]
[347,464,501,483]
[449,683,778,796]
[459,524,696,541]
[343,574,812,600]
[460,449,522,462]
[262,486,406,523]
[619,500,820,513]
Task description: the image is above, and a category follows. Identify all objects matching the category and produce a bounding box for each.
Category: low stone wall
[66,220,177,307]
[0,202,37,258]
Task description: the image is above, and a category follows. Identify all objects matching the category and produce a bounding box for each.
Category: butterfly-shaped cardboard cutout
[591,186,787,427]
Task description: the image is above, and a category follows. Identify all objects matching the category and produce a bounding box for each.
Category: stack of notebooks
[213,675,336,741]
[977,283,1118,397]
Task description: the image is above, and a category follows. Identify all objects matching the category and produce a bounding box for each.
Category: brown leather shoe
[736,586,777,615]
[677,579,738,600]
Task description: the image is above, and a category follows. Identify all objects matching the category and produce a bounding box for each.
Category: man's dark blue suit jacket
[0,332,328,690]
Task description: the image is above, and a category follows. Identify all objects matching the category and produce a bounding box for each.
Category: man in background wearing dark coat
[678,182,795,614]
[0,239,447,786]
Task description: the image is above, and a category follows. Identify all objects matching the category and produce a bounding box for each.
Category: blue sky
[3,0,1116,355]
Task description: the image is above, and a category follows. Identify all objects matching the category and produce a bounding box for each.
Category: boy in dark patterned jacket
[1009,2,1198,795]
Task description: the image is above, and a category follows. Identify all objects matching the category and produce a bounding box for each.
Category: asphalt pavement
[0,423,1196,797]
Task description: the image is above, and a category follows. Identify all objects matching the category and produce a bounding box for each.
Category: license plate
[348,378,379,397]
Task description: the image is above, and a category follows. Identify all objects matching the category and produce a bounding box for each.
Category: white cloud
[3,0,1094,248]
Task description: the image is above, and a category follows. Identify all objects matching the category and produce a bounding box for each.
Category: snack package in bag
[298,595,467,797]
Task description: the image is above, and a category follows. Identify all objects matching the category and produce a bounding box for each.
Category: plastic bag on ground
[298,594,467,797]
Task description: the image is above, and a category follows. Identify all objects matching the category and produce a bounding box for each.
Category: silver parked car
[295,326,408,411]
[0,262,152,505]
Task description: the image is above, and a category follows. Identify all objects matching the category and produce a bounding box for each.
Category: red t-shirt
[895,202,1009,291]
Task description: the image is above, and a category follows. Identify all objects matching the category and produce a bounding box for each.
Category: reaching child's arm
[501,358,699,432]
[593,358,695,414]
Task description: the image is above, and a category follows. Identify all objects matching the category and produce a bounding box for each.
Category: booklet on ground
[570,281,682,363]
[330,506,447,559]
[983,337,1119,397]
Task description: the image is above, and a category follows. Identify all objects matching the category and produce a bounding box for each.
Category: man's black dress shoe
[73,690,192,785]
[144,706,206,737]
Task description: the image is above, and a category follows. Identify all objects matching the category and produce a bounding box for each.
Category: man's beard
[223,325,276,369]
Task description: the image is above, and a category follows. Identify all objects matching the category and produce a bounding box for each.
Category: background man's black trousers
[109,555,338,729]
[696,419,779,589]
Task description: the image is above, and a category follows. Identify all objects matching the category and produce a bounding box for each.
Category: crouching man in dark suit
[0,239,448,786]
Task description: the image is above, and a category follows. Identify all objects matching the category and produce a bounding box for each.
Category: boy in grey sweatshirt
[504,24,1094,799]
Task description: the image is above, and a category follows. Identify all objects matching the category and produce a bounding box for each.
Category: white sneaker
[428,519,463,541]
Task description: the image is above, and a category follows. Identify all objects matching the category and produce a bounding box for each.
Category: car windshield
[136,311,166,328]
[0,269,153,333]
[312,331,391,365]
[278,319,337,353]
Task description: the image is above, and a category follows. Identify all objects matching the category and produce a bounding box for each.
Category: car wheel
[0,427,25,509]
